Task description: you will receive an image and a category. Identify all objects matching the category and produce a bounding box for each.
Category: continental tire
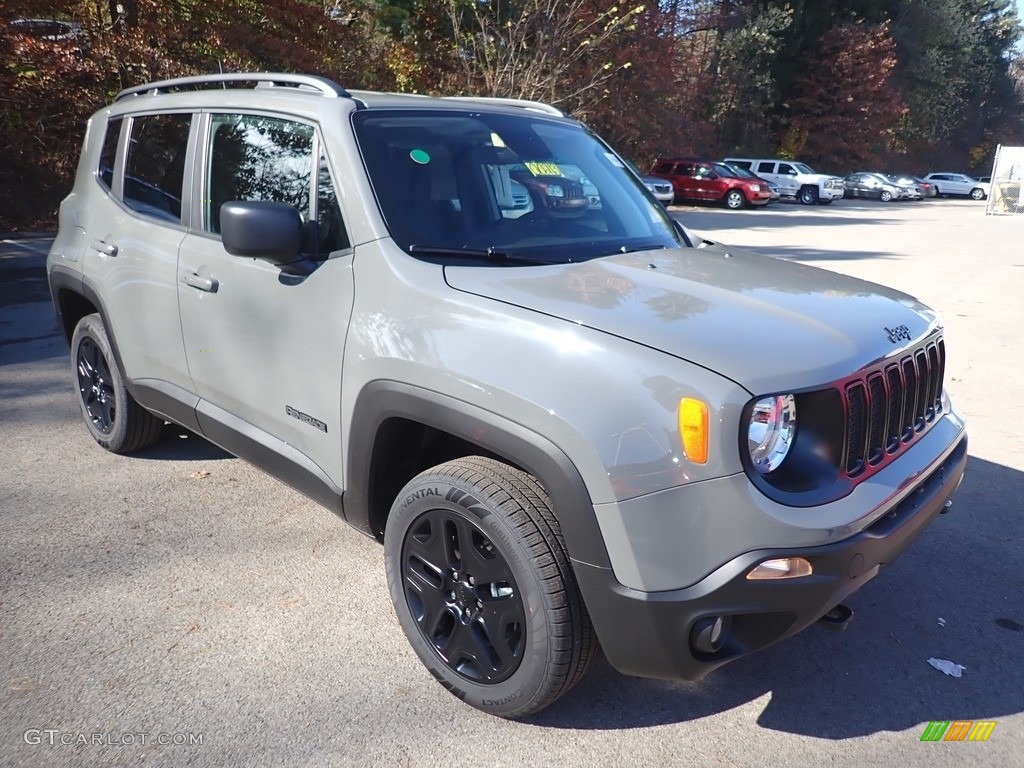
[724,189,745,210]
[384,456,596,718]
[71,313,163,453]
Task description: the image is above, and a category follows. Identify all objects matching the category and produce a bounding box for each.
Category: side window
[97,117,122,191]
[778,163,796,176]
[315,152,350,256]
[696,165,713,178]
[124,113,190,222]
[756,162,775,174]
[653,162,673,174]
[678,163,696,176]
[205,114,314,234]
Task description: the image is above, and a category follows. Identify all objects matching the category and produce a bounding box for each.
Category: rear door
[177,111,355,484]
[755,161,789,195]
[80,111,193,391]
[673,162,699,201]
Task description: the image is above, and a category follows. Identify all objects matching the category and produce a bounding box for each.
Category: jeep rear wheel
[724,189,745,210]
[72,314,163,453]
[384,456,596,718]
[798,186,818,205]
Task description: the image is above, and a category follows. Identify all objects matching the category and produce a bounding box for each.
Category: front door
[177,112,354,484]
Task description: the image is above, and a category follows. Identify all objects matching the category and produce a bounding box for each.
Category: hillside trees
[785,21,905,170]
[2,0,1024,229]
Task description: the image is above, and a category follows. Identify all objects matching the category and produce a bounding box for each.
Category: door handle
[183,272,218,293]
[90,239,118,257]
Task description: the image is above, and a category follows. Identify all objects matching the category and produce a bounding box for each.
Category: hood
[444,244,939,395]
[802,172,843,183]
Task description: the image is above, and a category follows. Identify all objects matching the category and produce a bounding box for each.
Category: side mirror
[220,201,303,263]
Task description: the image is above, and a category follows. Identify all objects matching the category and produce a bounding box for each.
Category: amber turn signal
[678,398,709,464]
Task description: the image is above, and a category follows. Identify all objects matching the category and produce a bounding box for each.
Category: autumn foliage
[785,22,906,169]
[1,0,1022,229]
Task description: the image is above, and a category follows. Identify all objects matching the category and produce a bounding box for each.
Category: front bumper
[575,434,967,682]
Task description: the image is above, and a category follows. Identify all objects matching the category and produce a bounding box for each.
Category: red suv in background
[649,159,773,209]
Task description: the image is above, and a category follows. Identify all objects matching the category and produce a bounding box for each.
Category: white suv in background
[921,173,990,200]
[724,158,845,205]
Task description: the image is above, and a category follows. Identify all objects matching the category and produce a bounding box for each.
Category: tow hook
[817,603,854,632]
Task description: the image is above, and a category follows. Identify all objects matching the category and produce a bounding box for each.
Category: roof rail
[115,73,351,102]
[444,96,565,117]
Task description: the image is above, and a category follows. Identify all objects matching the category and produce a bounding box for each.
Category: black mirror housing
[220,201,303,262]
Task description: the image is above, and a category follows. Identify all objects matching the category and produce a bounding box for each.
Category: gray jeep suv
[47,73,967,718]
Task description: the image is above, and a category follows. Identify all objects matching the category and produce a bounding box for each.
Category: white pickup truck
[724,158,846,205]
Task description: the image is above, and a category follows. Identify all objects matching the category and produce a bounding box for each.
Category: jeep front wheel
[798,186,818,205]
[970,187,986,201]
[724,189,745,210]
[71,313,163,453]
[384,456,596,718]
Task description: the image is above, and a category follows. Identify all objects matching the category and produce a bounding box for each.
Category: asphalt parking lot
[1,199,1021,767]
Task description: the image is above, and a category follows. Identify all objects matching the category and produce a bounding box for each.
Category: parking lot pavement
[1,205,1021,767]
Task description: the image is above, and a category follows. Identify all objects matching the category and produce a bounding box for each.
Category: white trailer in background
[985,145,1024,215]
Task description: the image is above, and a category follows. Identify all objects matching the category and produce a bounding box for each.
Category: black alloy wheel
[77,335,115,434]
[70,314,163,453]
[384,456,596,718]
[401,507,526,684]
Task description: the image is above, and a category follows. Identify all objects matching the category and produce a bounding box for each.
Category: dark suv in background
[649,159,773,209]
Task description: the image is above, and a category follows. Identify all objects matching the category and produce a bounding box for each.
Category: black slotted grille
[842,339,945,479]
[884,365,903,453]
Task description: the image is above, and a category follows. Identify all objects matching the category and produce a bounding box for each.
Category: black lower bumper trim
[576,434,968,682]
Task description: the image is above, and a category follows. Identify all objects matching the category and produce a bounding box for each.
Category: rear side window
[653,162,674,174]
[97,117,122,191]
[756,162,775,174]
[124,113,190,223]
[205,114,314,234]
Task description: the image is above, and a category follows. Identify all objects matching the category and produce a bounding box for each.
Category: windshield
[353,110,684,264]
[724,164,758,179]
[712,162,743,178]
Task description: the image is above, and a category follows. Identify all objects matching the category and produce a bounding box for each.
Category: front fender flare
[345,380,612,570]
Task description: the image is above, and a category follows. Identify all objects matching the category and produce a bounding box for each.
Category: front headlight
[750,184,761,192]
[747,395,797,473]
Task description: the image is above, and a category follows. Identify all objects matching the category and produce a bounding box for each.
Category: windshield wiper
[408,245,549,265]
[617,244,669,254]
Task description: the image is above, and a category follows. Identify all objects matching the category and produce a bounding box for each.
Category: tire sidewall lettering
[385,472,552,716]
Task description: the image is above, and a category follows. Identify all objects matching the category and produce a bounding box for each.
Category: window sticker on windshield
[524,161,562,176]
[604,153,624,168]
[409,148,431,165]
